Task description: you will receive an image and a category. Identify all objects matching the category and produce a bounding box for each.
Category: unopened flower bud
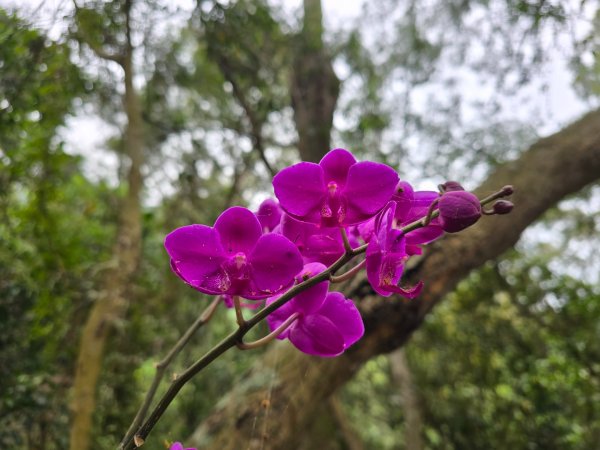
[439,181,464,193]
[500,185,514,196]
[438,191,482,233]
[492,200,513,215]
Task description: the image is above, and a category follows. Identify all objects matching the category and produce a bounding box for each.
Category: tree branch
[71,0,126,66]
[215,55,276,177]
[119,297,220,449]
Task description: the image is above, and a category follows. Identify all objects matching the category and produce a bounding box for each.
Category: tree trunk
[291,0,340,162]
[189,109,600,449]
[389,348,423,450]
[68,2,144,449]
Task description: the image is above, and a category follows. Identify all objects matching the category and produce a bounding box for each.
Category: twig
[340,227,353,253]
[119,297,220,449]
[233,295,246,327]
[237,312,300,350]
[330,259,366,283]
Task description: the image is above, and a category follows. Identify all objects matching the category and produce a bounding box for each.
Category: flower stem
[119,297,220,449]
[233,295,246,327]
[340,227,353,253]
[330,259,366,283]
[423,198,439,226]
[237,312,300,350]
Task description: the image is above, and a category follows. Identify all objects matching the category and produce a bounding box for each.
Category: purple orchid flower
[366,202,423,298]
[281,214,346,266]
[165,206,303,300]
[273,148,399,228]
[357,183,444,254]
[266,263,364,357]
[170,442,197,450]
[392,181,414,222]
[255,198,282,232]
[399,190,444,249]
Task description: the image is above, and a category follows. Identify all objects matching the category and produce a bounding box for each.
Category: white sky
[4,0,591,190]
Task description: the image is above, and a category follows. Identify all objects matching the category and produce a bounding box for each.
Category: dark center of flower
[327,181,338,196]
[233,252,246,270]
[221,252,250,286]
[320,181,348,225]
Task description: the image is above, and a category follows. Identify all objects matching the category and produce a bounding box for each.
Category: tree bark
[291,0,340,162]
[189,109,600,449]
[389,349,423,450]
[68,2,144,449]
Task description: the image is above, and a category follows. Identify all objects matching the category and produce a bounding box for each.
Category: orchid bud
[438,191,482,233]
[492,200,514,215]
[438,181,464,193]
[500,185,514,196]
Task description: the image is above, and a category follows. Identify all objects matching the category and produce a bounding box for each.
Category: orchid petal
[291,262,329,315]
[366,237,388,296]
[256,198,282,232]
[214,207,261,255]
[319,148,356,187]
[165,225,226,289]
[273,162,325,222]
[265,298,298,340]
[343,161,399,223]
[405,224,444,245]
[382,280,424,299]
[357,217,375,243]
[250,234,303,294]
[281,213,320,250]
[317,292,364,348]
[393,181,414,222]
[290,315,345,357]
[303,233,344,265]
[404,191,439,223]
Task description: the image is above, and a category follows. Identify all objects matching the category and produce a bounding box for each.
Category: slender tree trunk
[189,110,600,449]
[389,349,423,450]
[291,0,340,162]
[69,2,144,448]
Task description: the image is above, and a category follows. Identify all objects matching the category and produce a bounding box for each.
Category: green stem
[119,297,220,449]
[340,227,353,253]
[330,259,366,283]
[233,295,246,327]
[237,312,300,350]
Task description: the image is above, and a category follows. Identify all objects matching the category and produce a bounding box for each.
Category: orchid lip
[321,203,333,218]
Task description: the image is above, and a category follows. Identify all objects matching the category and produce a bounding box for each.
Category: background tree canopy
[0,0,599,449]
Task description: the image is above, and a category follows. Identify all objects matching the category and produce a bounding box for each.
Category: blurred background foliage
[0,0,599,449]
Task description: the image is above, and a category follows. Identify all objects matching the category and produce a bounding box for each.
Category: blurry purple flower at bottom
[170,442,197,450]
